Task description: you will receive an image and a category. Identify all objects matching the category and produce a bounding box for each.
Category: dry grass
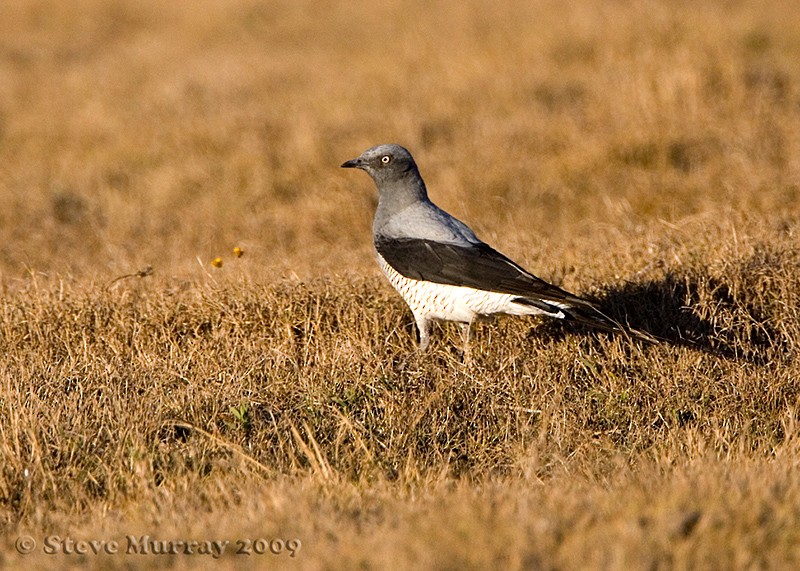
[1,0,800,568]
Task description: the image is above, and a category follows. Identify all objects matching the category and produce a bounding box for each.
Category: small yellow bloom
[211,257,223,268]
[233,246,244,258]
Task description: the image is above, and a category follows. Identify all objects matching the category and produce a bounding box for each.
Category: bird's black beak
[340,157,363,169]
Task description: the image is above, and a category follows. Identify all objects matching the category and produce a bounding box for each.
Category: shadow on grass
[541,272,788,366]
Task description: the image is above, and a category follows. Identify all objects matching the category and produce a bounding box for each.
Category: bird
[341,143,655,351]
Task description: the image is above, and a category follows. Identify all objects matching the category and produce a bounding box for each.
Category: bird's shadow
[537,271,788,366]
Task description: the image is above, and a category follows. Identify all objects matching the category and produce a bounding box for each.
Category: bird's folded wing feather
[375,236,590,306]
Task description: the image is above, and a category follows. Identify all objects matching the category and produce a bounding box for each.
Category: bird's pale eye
[381,155,391,164]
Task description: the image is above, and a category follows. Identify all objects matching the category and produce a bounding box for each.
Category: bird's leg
[459,321,472,363]
[415,315,431,351]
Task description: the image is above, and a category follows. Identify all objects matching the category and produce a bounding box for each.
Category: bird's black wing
[375,235,659,343]
[375,236,588,305]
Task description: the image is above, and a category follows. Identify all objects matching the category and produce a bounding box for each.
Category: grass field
[1,0,800,568]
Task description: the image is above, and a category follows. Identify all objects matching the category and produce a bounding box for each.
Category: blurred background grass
[0,0,798,283]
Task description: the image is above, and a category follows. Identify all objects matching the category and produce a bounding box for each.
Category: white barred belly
[376,253,562,323]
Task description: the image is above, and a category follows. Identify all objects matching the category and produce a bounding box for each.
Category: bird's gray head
[341,144,429,219]
[340,144,423,188]
[342,144,472,241]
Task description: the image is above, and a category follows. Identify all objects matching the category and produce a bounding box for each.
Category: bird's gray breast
[373,201,480,245]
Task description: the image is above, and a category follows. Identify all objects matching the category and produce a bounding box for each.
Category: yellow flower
[233,246,244,258]
[211,257,223,268]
